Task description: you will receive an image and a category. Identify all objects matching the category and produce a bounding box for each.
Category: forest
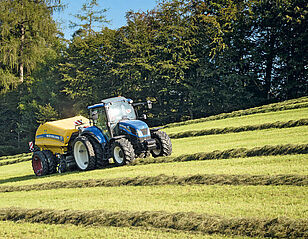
[0,0,307,155]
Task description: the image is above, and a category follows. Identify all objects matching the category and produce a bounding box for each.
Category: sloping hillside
[0,97,307,238]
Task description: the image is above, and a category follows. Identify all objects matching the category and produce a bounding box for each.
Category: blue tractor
[70,96,172,171]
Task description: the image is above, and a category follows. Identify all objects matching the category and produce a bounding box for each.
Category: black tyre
[137,151,151,159]
[58,158,67,174]
[32,151,49,176]
[42,150,57,174]
[73,136,96,171]
[151,131,172,157]
[87,136,108,168]
[112,138,135,166]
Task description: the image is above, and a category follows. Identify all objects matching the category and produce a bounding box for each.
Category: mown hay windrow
[0,156,31,167]
[0,153,31,162]
[165,97,308,128]
[0,208,307,238]
[1,144,307,168]
[169,119,308,139]
[132,144,308,166]
[0,174,307,193]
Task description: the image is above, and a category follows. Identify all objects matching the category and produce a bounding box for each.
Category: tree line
[0,0,307,155]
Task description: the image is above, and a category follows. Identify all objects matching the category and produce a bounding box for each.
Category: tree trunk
[264,53,273,100]
[19,23,25,83]
[264,32,275,100]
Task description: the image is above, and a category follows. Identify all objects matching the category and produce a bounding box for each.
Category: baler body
[35,116,90,154]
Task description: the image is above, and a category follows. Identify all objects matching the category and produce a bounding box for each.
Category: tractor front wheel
[32,151,49,176]
[112,138,135,166]
[73,136,96,171]
[151,131,172,158]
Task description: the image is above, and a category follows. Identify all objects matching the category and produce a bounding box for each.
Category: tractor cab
[83,97,172,165]
[88,97,152,140]
[85,96,170,166]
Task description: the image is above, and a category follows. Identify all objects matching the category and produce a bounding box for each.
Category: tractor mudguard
[82,126,107,145]
[150,127,164,132]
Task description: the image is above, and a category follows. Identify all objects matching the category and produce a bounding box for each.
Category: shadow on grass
[0,175,37,185]
[0,164,119,185]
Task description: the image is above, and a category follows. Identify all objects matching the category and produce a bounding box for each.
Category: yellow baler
[35,116,90,154]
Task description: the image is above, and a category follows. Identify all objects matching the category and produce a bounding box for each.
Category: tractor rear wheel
[151,131,172,157]
[32,151,49,176]
[42,150,57,174]
[87,136,108,168]
[112,138,135,166]
[73,136,96,171]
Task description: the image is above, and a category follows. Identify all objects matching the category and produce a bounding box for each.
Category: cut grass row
[0,221,242,239]
[1,125,307,167]
[171,126,308,156]
[0,153,31,161]
[169,118,308,139]
[0,156,31,167]
[0,98,307,238]
[1,154,307,187]
[133,144,308,166]
[165,108,308,135]
[1,173,307,193]
[0,207,307,238]
[165,97,308,128]
[0,185,306,219]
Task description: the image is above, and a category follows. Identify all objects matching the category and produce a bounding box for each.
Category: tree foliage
[0,0,307,155]
[0,0,61,90]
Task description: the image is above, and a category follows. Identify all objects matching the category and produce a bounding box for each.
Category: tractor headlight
[137,129,143,137]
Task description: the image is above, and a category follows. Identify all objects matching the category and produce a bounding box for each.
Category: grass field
[0,98,307,238]
[0,221,253,239]
[1,154,308,187]
[171,126,308,156]
[165,108,308,134]
[0,185,306,219]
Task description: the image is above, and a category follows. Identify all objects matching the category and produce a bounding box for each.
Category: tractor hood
[119,120,150,138]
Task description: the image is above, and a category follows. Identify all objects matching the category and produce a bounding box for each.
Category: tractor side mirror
[147,100,152,109]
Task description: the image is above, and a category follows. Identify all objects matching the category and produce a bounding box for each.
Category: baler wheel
[42,150,57,174]
[73,136,96,171]
[151,131,172,157]
[112,138,135,166]
[32,151,49,176]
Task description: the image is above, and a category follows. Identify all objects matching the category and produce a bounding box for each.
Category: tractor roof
[88,96,133,110]
[102,96,126,104]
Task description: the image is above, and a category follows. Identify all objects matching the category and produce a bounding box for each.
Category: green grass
[0,221,250,239]
[0,185,306,219]
[1,99,308,237]
[171,126,308,156]
[0,153,31,161]
[1,154,308,187]
[0,156,31,166]
[165,108,308,135]
[165,97,308,128]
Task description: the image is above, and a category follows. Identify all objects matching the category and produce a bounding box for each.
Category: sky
[53,0,157,39]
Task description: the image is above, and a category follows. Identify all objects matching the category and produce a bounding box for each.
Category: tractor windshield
[107,101,136,123]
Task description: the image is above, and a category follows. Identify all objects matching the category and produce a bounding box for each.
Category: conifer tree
[0,0,62,91]
[70,0,108,35]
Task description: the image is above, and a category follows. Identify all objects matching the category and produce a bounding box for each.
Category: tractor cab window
[91,108,111,139]
[107,101,136,123]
